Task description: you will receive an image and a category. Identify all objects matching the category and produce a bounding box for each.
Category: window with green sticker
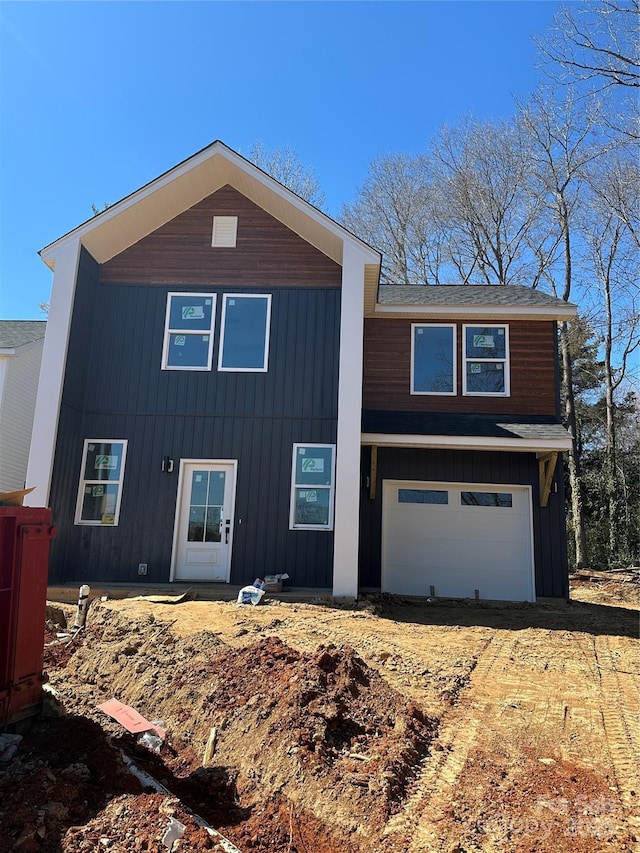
[75,439,127,525]
[463,325,509,395]
[289,444,335,529]
[162,293,216,370]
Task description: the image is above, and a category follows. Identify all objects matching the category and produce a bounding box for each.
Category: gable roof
[0,320,47,348]
[39,141,381,271]
[372,284,577,320]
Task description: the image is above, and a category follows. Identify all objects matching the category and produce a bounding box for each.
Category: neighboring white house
[0,320,46,493]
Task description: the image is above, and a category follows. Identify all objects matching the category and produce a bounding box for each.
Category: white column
[25,239,81,506]
[332,242,366,598]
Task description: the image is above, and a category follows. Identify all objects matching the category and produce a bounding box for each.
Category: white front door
[172,461,237,582]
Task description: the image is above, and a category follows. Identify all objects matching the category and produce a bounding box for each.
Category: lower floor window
[75,439,127,525]
[289,444,336,530]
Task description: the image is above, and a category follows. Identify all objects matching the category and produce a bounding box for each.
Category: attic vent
[212,216,238,248]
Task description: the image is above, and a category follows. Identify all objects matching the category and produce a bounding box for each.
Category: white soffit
[40,143,380,270]
[372,303,577,321]
[361,433,573,453]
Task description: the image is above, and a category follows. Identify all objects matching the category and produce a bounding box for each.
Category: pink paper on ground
[98,698,166,738]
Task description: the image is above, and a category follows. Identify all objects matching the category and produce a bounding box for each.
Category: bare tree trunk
[561,325,589,568]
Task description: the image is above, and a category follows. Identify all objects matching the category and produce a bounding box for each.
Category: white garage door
[382,481,534,602]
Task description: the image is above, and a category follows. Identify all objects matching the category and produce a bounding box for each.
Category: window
[398,488,448,505]
[289,444,336,530]
[461,491,513,507]
[463,325,509,395]
[162,293,216,370]
[218,294,271,372]
[75,440,127,525]
[411,324,456,395]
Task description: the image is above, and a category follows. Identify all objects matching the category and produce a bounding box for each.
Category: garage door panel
[382,480,534,602]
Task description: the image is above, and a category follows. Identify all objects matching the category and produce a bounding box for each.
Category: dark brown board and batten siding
[363,317,559,416]
[100,185,342,288]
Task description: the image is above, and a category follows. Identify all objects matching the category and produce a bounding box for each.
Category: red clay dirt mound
[1,604,438,852]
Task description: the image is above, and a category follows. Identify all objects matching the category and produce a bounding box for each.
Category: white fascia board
[0,348,17,357]
[40,141,380,271]
[25,238,81,506]
[373,303,578,321]
[333,243,368,599]
[361,433,573,453]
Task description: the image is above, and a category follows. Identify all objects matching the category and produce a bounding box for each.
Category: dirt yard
[1,573,638,852]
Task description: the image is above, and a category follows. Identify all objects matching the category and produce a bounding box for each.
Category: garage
[382,480,535,601]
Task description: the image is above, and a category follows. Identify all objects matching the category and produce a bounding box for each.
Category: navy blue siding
[49,277,340,587]
[359,446,568,599]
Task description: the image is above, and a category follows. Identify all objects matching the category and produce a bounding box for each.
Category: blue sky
[0,1,561,319]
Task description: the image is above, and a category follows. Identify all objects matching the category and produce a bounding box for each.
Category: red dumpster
[0,506,56,727]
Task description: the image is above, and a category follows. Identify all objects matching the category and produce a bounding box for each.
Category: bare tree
[538,0,640,139]
[519,91,610,567]
[432,119,549,286]
[582,155,640,561]
[246,141,326,210]
[538,0,640,90]
[341,153,448,284]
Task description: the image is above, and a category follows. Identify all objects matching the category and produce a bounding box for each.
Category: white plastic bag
[237,585,265,606]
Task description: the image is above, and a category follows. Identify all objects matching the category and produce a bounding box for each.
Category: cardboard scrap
[0,487,35,506]
[98,699,166,738]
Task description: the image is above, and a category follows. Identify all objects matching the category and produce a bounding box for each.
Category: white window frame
[75,439,128,526]
[410,323,457,396]
[218,293,272,373]
[161,292,216,371]
[289,443,336,531]
[462,324,510,396]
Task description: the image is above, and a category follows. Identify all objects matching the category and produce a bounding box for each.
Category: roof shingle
[0,320,47,348]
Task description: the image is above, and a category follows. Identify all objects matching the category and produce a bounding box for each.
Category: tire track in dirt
[380,633,505,852]
[593,634,640,836]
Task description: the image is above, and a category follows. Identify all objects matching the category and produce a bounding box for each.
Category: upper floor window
[218,294,272,372]
[75,439,127,526]
[162,293,216,371]
[411,324,456,395]
[463,325,509,396]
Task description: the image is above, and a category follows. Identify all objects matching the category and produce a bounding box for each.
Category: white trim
[462,323,510,397]
[211,215,238,248]
[217,293,272,373]
[169,458,238,582]
[289,443,336,530]
[74,438,128,526]
[382,479,536,602]
[361,433,573,452]
[410,323,457,396]
[333,243,368,598]
[25,238,81,507]
[374,303,577,320]
[161,292,216,371]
